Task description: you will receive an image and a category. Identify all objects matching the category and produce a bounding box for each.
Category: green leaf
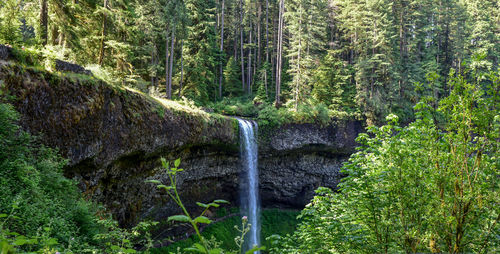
[124,248,137,253]
[245,246,266,254]
[168,215,191,223]
[157,184,173,190]
[175,158,181,168]
[161,158,169,170]
[196,202,209,208]
[193,216,212,224]
[209,248,223,254]
[110,245,120,251]
[184,247,204,253]
[0,214,7,218]
[146,180,161,184]
[213,199,230,204]
[45,238,58,246]
[13,238,27,246]
[26,238,38,245]
[193,243,206,252]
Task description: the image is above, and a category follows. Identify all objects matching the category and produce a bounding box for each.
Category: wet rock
[0,44,13,60]
[55,59,92,75]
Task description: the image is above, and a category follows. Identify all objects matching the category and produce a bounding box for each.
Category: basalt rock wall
[1,59,363,227]
[258,121,363,208]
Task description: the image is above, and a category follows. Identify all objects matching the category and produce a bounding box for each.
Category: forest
[0,0,497,123]
[0,0,499,253]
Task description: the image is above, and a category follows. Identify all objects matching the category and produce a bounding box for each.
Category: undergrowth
[153,209,300,254]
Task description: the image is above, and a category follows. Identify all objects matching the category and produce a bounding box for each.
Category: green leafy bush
[272,69,500,253]
[257,103,333,130]
[0,102,101,252]
[208,97,259,117]
[256,105,288,129]
[0,102,158,253]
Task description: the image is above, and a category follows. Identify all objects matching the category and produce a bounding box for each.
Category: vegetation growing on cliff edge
[268,69,500,253]
[0,101,158,253]
[0,57,233,132]
[0,102,93,251]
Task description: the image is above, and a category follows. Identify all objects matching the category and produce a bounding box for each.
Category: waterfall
[237,119,261,253]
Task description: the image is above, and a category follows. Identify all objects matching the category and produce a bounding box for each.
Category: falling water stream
[237,119,260,253]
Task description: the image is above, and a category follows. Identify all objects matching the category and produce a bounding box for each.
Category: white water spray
[237,119,260,253]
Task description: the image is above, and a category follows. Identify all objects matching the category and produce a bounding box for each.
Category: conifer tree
[224,56,243,97]
[286,0,327,110]
[0,0,22,44]
[182,0,218,102]
[311,51,354,112]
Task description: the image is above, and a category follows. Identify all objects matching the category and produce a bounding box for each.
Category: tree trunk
[247,22,252,93]
[165,28,170,97]
[253,43,257,92]
[264,0,269,96]
[271,9,277,96]
[179,40,184,97]
[239,0,246,92]
[219,0,225,98]
[265,0,269,63]
[51,25,58,45]
[40,0,48,46]
[295,16,302,111]
[257,2,262,69]
[98,0,109,65]
[151,46,155,88]
[168,26,176,99]
[275,0,284,106]
[233,33,237,59]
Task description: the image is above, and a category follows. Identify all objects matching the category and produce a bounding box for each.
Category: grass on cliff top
[124,86,212,121]
[4,44,231,124]
[152,208,300,254]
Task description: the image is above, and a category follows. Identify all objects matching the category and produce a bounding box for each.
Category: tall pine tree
[182,0,218,102]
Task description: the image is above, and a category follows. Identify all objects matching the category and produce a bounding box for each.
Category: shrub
[257,104,288,129]
[272,70,500,253]
[0,102,102,252]
[208,97,259,117]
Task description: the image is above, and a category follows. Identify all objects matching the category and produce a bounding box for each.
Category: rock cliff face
[259,121,363,208]
[1,61,363,227]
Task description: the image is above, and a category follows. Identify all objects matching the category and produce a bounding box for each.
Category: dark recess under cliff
[0,53,363,229]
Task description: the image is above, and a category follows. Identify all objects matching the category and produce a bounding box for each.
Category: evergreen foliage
[182,0,218,103]
[311,51,355,113]
[224,56,243,97]
[0,0,497,123]
[286,0,328,110]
